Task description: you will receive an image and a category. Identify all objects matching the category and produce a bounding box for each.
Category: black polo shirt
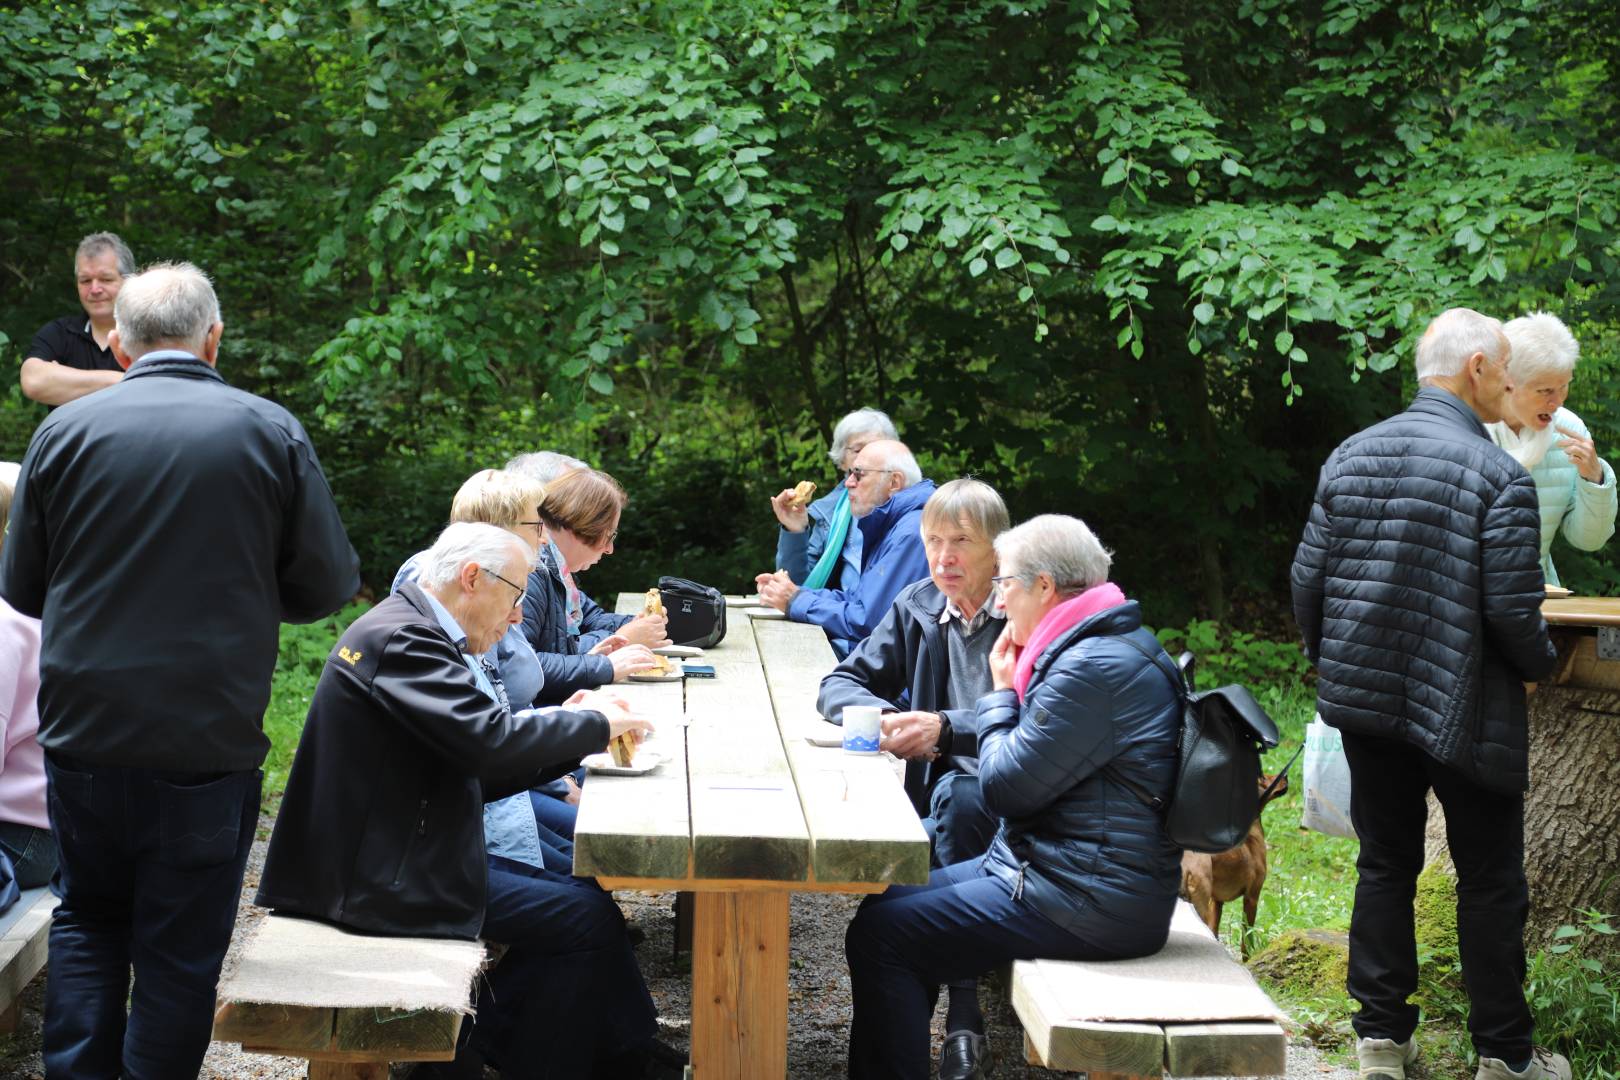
[27,315,119,373]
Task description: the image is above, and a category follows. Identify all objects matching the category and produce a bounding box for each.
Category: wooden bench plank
[683,618,809,882]
[752,618,929,886]
[1164,1021,1287,1077]
[333,1006,462,1058]
[0,887,56,1026]
[1012,959,1163,1075]
[212,1000,335,1054]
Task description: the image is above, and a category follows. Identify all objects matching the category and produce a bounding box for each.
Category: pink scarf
[1013,583,1128,701]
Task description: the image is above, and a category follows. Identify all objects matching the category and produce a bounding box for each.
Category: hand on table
[589,632,628,656]
[990,625,1019,692]
[1556,424,1606,484]
[607,644,658,680]
[881,711,942,761]
[565,688,634,723]
[754,569,798,612]
[770,489,811,533]
[619,613,671,648]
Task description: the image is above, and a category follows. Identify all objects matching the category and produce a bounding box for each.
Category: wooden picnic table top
[572,594,930,893]
[1542,595,1620,627]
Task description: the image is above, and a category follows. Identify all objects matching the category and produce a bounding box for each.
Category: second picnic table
[573,594,931,1079]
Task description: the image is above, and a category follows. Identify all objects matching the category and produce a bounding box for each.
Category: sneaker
[1357,1036,1418,1079]
[1476,1047,1572,1080]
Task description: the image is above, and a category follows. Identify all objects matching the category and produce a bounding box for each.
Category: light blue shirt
[416,586,546,869]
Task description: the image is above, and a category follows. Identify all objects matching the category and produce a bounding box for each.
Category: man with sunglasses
[757,439,935,658]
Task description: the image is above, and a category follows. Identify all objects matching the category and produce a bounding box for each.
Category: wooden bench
[212,913,485,1079]
[0,885,56,1034]
[1011,901,1288,1078]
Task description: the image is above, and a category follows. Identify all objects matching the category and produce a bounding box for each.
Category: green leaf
[1193,302,1214,325]
[968,257,988,277]
[1275,330,1294,354]
[1017,285,1034,303]
[588,371,614,395]
[890,233,909,251]
[599,239,619,256]
[1091,215,1119,232]
[691,124,720,147]
[1101,159,1128,187]
[994,247,1019,270]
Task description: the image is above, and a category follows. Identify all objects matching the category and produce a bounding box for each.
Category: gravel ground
[0,829,1357,1080]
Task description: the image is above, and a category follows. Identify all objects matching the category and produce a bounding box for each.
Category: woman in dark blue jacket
[844,514,1182,1080]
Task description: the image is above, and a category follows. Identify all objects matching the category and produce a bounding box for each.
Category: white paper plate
[582,747,667,775]
[743,607,787,620]
[629,661,684,682]
[725,595,761,607]
[654,645,704,657]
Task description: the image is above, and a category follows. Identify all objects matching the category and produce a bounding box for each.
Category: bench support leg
[307,1063,387,1080]
[691,890,788,1079]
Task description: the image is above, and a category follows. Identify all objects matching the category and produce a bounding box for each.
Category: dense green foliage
[3,1,1619,621]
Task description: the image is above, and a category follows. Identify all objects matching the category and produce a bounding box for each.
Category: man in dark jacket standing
[1291,307,1567,1080]
[817,478,1009,1079]
[757,439,936,658]
[0,262,360,1079]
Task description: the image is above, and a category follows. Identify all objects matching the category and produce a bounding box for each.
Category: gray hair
[993,514,1112,594]
[113,262,222,355]
[829,408,899,466]
[1503,312,1579,384]
[416,522,534,590]
[506,451,589,484]
[75,232,136,277]
[921,478,1010,542]
[1414,307,1507,381]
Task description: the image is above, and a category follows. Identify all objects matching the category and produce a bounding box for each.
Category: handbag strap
[1099,633,1187,814]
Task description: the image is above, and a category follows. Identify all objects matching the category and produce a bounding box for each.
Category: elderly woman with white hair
[770,407,899,589]
[844,514,1183,1079]
[1485,313,1616,587]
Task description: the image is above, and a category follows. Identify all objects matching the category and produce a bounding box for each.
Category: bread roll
[642,588,664,617]
[786,480,817,510]
[609,731,636,767]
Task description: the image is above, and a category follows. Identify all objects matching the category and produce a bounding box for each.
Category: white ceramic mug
[842,705,883,755]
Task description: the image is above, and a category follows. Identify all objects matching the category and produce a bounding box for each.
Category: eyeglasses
[989,574,1026,596]
[845,467,898,483]
[481,567,527,609]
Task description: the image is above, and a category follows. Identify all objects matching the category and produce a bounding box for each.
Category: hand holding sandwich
[769,480,817,532]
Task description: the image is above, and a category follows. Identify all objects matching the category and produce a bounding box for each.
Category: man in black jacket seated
[816,479,1009,1080]
[1292,308,1567,1080]
[259,523,681,1079]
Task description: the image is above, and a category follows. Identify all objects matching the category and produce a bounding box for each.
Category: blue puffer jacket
[519,545,614,704]
[976,601,1182,957]
[788,479,936,657]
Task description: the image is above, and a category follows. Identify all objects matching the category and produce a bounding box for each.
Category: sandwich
[608,730,637,767]
[642,588,664,618]
[646,654,673,676]
[785,480,817,510]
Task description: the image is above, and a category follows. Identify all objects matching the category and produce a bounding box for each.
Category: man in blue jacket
[756,440,935,658]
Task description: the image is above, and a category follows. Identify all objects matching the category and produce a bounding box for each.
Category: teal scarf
[804,485,853,589]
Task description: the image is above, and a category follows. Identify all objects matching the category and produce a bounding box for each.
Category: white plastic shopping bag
[1302,713,1357,839]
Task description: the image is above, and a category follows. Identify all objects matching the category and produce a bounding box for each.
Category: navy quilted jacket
[1290,387,1558,793]
[976,601,1182,956]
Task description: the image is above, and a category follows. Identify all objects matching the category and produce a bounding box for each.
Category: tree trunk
[1423,631,1620,947]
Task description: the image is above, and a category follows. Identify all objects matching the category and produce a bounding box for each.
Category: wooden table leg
[690,890,789,1079]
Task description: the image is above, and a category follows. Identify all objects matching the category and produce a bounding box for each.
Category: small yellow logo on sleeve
[338,646,363,666]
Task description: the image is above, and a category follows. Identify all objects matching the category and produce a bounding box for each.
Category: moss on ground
[1414,863,1465,1017]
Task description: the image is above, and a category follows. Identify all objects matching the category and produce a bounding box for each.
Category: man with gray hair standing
[757,439,935,657]
[1291,307,1567,1080]
[21,231,138,405]
[0,261,360,1079]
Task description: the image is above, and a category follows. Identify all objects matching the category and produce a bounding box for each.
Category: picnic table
[573,594,931,1079]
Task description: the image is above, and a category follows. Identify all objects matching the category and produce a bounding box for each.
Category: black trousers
[1341,731,1533,1061]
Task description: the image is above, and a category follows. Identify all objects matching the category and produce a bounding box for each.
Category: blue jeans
[460,855,657,1076]
[0,821,58,888]
[845,858,1123,1079]
[43,752,260,1080]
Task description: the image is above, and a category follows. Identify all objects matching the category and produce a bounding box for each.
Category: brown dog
[1180,772,1290,958]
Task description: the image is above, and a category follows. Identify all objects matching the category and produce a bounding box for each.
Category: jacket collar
[1024,601,1145,686]
[902,579,948,622]
[1408,386,1488,438]
[121,352,226,384]
[859,477,937,545]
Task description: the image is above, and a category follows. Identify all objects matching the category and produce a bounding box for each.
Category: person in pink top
[0,477,54,888]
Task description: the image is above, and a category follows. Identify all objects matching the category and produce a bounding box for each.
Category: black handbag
[1107,638,1282,854]
[657,576,727,649]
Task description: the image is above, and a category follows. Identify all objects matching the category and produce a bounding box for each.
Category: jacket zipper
[1013,861,1027,901]
[392,799,428,886]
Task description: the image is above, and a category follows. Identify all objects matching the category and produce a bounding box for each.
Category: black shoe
[939,1029,993,1080]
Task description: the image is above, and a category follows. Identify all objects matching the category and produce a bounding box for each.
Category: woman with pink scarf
[845,515,1183,1079]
